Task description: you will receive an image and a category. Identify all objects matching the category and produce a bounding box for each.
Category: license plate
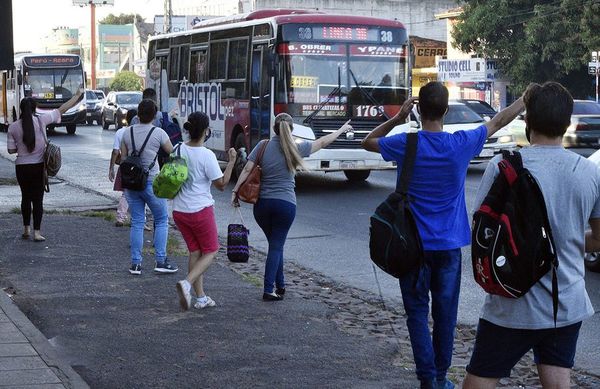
[340,161,357,169]
[86,113,91,117]
[479,148,494,157]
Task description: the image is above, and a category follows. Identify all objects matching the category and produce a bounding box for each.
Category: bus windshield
[276,42,408,117]
[24,67,83,100]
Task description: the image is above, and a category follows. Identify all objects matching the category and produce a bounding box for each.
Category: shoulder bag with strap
[39,116,61,193]
[120,126,157,191]
[369,132,424,278]
[236,140,269,204]
[152,142,188,199]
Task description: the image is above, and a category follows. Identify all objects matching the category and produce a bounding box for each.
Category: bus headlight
[498,135,513,143]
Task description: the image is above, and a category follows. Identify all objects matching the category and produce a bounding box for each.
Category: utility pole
[73,1,114,90]
[164,0,173,33]
[591,51,599,103]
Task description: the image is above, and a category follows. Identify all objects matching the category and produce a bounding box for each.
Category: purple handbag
[227,208,249,263]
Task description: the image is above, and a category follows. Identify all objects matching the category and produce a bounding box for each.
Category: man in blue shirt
[362,81,524,389]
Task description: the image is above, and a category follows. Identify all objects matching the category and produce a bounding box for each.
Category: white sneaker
[176,280,192,310]
[194,296,216,309]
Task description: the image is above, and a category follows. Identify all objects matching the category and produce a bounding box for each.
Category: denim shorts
[466,319,582,378]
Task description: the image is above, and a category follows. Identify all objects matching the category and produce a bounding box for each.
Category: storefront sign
[437,59,486,82]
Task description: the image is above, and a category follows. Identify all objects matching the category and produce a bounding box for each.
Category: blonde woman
[232,113,351,301]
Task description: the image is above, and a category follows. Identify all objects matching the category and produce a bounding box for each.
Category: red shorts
[173,207,219,253]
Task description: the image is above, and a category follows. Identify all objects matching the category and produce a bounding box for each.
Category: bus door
[249,43,271,150]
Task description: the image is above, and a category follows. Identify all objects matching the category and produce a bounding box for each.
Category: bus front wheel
[343,170,371,182]
[66,124,76,135]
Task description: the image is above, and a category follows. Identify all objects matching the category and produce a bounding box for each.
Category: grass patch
[11,207,20,214]
[240,273,262,288]
[81,211,116,223]
[0,178,18,185]
[143,234,187,257]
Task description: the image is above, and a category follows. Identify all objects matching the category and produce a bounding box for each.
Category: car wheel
[234,133,247,179]
[585,252,600,273]
[102,114,109,130]
[343,170,371,182]
[66,124,76,135]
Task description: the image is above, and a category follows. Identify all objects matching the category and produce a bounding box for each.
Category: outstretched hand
[227,147,237,162]
[231,191,240,207]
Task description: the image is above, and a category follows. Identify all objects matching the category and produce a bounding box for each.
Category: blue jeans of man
[124,180,168,265]
[399,248,461,382]
[253,198,296,294]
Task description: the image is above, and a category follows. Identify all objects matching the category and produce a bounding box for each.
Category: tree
[99,13,144,25]
[109,71,142,91]
[452,0,600,98]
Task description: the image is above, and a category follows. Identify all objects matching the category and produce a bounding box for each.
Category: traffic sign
[590,66,597,75]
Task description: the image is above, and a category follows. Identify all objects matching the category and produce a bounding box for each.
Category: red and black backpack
[472,150,559,322]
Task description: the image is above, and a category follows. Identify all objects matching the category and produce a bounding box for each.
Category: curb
[0,290,90,389]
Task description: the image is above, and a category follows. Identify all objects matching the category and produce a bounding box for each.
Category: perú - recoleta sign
[437,58,486,82]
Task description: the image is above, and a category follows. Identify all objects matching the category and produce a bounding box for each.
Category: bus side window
[190,50,207,84]
[168,46,180,97]
[179,45,189,83]
[209,41,227,80]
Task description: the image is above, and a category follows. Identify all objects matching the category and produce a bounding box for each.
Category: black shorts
[466,319,582,378]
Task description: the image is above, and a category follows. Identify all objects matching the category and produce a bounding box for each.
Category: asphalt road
[1,124,599,375]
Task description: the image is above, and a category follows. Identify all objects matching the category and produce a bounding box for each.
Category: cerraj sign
[24,55,81,68]
[437,58,486,82]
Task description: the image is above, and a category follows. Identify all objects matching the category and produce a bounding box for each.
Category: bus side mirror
[17,71,22,86]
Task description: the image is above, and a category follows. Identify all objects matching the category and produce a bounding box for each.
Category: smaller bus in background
[0,53,86,135]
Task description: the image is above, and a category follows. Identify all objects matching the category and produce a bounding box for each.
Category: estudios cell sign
[437,58,486,82]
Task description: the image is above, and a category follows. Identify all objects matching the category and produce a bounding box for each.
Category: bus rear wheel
[343,170,370,182]
[66,124,76,135]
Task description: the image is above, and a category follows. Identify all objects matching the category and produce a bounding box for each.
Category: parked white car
[406,101,517,163]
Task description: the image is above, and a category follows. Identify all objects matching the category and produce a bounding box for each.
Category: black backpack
[472,150,559,322]
[369,132,424,278]
[120,126,157,191]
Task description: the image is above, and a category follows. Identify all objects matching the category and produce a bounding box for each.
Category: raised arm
[361,97,417,153]
[484,97,524,137]
[310,120,352,153]
[213,148,237,191]
[58,89,84,114]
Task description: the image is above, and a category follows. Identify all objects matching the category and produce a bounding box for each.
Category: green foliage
[452,0,600,98]
[99,13,144,25]
[109,71,143,91]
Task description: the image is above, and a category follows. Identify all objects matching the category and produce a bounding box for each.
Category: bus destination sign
[24,55,80,68]
[284,24,404,44]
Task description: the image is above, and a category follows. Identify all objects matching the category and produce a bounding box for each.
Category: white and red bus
[0,53,86,135]
[146,9,409,180]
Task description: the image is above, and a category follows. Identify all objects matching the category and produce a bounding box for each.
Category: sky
[12,0,164,52]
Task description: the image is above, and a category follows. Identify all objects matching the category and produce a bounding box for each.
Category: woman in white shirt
[175,111,236,310]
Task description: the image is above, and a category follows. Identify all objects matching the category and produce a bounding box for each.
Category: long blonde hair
[274,113,305,174]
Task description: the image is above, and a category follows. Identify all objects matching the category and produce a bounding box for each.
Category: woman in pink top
[7,90,83,241]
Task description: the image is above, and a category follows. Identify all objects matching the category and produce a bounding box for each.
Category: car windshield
[94,91,105,99]
[85,91,97,100]
[573,101,600,115]
[445,105,485,125]
[116,93,141,105]
[463,101,496,115]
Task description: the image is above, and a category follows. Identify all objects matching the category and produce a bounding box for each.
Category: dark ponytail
[184,111,210,141]
[20,98,37,152]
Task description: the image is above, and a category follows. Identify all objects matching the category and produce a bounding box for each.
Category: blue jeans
[124,181,168,265]
[399,249,461,382]
[253,198,296,294]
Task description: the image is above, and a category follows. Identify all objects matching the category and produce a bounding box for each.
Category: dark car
[101,91,142,130]
[85,89,105,125]
[457,99,498,119]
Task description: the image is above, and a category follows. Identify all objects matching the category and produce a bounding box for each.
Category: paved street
[1,124,600,384]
